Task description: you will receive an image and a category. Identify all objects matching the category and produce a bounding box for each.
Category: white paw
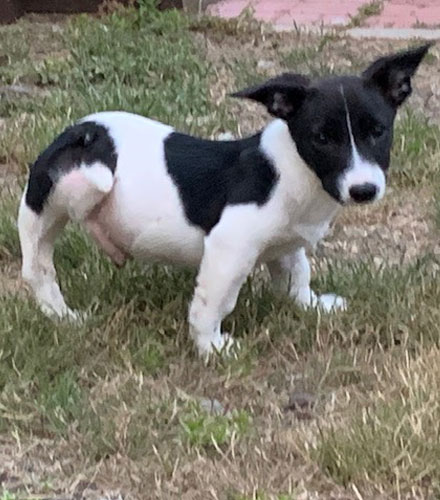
[196,332,240,360]
[62,308,84,323]
[40,304,86,324]
[316,293,347,312]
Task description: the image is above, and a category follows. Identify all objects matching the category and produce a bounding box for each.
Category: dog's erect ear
[231,73,311,120]
[362,43,433,108]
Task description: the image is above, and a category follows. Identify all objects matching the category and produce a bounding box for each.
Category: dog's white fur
[18,111,383,356]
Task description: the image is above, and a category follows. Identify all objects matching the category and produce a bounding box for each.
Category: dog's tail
[24,121,117,215]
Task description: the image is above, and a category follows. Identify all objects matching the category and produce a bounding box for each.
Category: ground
[209,0,440,29]
[1,2,440,500]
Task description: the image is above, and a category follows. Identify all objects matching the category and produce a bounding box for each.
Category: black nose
[349,183,378,203]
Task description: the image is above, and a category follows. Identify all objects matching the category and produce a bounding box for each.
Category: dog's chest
[258,120,340,255]
[262,188,339,262]
[290,197,339,247]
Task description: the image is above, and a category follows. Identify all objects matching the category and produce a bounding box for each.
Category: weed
[349,0,383,27]
[180,403,251,450]
[0,492,18,500]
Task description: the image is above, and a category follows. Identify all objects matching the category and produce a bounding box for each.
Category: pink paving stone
[208,0,440,28]
[366,2,440,28]
[209,0,367,26]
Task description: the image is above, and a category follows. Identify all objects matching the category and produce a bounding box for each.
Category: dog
[18,44,431,357]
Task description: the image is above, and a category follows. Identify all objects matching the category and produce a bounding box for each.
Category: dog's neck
[259,119,340,247]
[261,119,338,206]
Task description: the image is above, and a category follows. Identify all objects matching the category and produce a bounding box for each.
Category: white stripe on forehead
[340,84,361,165]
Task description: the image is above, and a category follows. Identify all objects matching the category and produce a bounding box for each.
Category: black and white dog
[18,44,430,356]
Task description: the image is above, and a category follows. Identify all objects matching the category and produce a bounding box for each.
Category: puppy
[18,44,431,356]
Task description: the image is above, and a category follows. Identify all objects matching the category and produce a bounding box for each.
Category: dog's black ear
[362,43,433,108]
[231,73,311,120]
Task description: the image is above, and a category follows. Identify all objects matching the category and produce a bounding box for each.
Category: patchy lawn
[1,2,440,499]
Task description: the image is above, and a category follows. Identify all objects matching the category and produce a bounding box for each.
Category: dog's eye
[371,124,386,139]
[314,131,329,145]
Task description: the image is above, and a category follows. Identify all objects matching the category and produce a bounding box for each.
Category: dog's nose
[349,183,378,203]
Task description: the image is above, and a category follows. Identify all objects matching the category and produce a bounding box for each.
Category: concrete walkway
[208,0,440,36]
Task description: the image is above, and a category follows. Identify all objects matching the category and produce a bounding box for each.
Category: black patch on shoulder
[25,121,117,214]
[164,132,278,233]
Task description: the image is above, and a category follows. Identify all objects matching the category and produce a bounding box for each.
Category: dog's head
[232,44,432,204]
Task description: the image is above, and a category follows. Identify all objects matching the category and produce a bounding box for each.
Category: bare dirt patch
[321,187,440,264]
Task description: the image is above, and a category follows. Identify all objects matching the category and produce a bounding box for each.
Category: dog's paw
[40,304,87,324]
[316,293,347,312]
[197,332,240,361]
[296,290,347,313]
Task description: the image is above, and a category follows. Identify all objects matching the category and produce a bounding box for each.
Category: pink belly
[84,188,134,266]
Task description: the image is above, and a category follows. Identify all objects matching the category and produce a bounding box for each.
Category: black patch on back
[25,121,117,214]
[164,133,278,233]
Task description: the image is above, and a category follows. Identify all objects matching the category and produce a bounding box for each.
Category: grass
[233,494,294,500]
[180,404,251,449]
[1,493,18,500]
[0,0,216,170]
[349,0,384,28]
[1,2,440,499]
[281,32,344,77]
[315,347,440,493]
[391,110,440,188]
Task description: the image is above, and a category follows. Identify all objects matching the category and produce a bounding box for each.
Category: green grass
[180,404,251,449]
[1,493,18,500]
[0,0,215,171]
[1,3,440,499]
[391,111,440,188]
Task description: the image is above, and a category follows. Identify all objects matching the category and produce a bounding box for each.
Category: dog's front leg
[268,247,346,312]
[189,226,259,358]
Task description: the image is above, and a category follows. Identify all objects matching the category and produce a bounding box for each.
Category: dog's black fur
[164,133,278,232]
[25,122,117,214]
[232,43,432,203]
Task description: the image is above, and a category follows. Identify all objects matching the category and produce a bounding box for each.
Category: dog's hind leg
[18,194,76,320]
[18,121,118,320]
[18,163,116,320]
